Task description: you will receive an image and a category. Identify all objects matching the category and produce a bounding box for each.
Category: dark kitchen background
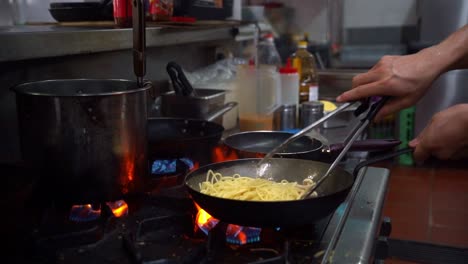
[1,1,467,264]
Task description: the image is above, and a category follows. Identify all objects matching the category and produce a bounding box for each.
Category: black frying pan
[222,130,401,162]
[147,117,224,160]
[185,148,413,227]
[147,100,237,160]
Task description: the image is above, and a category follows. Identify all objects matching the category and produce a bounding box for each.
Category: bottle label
[308,85,319,101]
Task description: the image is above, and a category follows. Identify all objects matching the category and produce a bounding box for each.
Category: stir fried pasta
[199,170,317,201]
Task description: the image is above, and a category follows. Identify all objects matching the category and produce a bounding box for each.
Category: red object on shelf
[147,0,174,21]
[113,0,132,27]
[171,16,197,23]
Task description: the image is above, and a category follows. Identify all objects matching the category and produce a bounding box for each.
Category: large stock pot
[13,79,151,205]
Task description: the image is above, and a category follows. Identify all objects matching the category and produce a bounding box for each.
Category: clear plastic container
[236,63,280,131]
[237,34,283,131]
[257,33,282,68]
[279,58,299,106]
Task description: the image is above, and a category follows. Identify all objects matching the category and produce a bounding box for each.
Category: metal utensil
[301,96,390,198]
[132,0,146,87]
[258,102,354,167]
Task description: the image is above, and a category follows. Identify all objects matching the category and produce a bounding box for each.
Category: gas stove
[4,153,391,264]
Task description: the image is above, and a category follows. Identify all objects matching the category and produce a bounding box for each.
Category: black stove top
[4,152,392,264]
[4,153,334,264]
[8,184,333,264]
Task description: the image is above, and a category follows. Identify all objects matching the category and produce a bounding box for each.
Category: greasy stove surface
[8,187,332,264]
[4,155,390,264]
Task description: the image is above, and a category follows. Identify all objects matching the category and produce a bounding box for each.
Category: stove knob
[379,217,392,237]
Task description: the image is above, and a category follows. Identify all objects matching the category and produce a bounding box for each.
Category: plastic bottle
[279,58,299,106]
[257,33,282,68]
[290,40,319,103]
[237,34,281,131]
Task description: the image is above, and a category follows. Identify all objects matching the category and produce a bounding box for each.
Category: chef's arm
[427,24,468,74]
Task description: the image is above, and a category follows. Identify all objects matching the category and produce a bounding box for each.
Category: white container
[279,61,299,106]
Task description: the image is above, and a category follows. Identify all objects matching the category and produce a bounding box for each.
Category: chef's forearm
[422,25,468,75]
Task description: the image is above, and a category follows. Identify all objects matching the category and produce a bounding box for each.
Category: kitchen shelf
[0,22,255,62]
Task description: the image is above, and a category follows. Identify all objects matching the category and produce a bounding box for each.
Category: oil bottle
[290,40,319,103]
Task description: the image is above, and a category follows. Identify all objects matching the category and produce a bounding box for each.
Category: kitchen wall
[0,1,14,26]
[269,0,419,45]
[270,0,329,44]
[344,0,418,28]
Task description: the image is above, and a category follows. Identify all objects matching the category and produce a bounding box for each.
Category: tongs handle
[302,96,390,199]
[363,96,390,122]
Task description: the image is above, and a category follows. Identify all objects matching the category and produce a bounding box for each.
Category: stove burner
[69,200,129,222]
[196,208,219,235]
[196,207,261,245]
[151,158,194,175]
[106,200,129,217]
[226,224,261,245]
[69,204,101,222]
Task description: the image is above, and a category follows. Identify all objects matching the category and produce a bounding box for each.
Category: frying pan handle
[353,147,413,176]
[206,102,238,122]
[327,139,401,153]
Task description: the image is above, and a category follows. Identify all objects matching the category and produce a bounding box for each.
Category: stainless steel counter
[0,24,254,62]
[321,165,390,263]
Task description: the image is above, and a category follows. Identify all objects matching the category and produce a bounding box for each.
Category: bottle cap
[264,33,274,39]
[279,58,298,74]
[298,41,308,48]
[264,33,275,42]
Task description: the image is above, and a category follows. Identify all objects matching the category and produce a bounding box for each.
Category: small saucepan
[222,131,401,162]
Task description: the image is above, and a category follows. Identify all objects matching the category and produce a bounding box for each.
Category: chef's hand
[409,104,468,163]
[337,25,468,120]
[336,52,440,121]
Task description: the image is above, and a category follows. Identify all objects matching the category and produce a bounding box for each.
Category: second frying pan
[222,130,401,162]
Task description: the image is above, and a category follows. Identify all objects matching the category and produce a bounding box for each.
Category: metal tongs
[302,97,389,198]
[257,97,390,199]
